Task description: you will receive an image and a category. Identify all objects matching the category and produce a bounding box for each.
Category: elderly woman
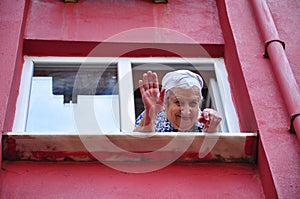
[134,70,222,132]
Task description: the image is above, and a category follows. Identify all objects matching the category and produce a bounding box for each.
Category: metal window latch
[289,113,300,134]
[264,39,285,58]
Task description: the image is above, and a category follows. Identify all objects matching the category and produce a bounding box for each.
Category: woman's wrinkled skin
[135,71,222,132]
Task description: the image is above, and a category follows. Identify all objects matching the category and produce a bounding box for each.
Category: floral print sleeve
[134,111,144,127]
[135,110,203,132]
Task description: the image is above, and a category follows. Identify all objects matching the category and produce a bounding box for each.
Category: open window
[131,58,240,132]
[4,56,256,164]
[13,56,239,133]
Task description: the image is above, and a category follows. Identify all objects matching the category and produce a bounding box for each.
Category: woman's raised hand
[138,71,165,125]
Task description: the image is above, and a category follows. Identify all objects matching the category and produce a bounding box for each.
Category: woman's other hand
[199,108,222,132]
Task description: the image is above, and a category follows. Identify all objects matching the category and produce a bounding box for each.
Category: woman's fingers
[139,79,145,95]
[140,71,160,91]
[201,109,210,121]
[152,72,159,89]
[147,71,154,89]
[141,71,159,90]
[209,115,221,129]
[143,72,149,90]
[200,108,222,131]
[139,71,163,106]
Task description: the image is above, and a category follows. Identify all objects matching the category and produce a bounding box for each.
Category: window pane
[26,66,120,133]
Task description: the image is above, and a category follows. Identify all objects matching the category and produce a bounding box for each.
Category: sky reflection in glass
[26,77,120,133]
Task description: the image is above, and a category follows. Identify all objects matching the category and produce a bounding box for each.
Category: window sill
[3,132,257,163]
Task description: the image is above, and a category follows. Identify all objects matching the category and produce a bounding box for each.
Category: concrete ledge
[2,132,257,163]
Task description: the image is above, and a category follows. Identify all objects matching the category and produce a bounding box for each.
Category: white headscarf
[162,70,203,92]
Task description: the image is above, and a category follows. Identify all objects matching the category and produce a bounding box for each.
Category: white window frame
[13,56,240,133]
[5,56,259,164]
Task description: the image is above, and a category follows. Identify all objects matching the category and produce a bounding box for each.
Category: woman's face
[165,87,201,131]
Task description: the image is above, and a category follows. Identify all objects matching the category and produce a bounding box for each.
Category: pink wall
[25,0,223,44]
[1,162,265,199]
[23,0,224,57]
[268,0,300,85]
[0,0,300,198]
[22,0,257,133]
[261,0,300,197]
[0,1,28,133]
[217,0,300,198]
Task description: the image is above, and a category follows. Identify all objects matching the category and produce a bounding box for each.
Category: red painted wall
[1,0,300,198]
[25,0,223,44]
[24,0,224,57]
[268,0,300,85]
[217,0,300,198]
[260,1,300,197]
[1,162,265,199]
[9,0,258,135]
[20,0,257,134]
[0,1,28,133]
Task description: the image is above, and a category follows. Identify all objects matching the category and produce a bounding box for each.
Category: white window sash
[13,56,240,134]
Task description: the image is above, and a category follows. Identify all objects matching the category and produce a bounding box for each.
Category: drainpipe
[251,0,300,143]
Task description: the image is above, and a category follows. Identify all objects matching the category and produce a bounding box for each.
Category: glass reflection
[26,67,120,133]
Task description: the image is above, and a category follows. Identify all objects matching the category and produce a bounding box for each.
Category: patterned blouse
[135,110,204,132]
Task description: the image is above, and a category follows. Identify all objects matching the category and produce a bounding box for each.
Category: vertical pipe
[251,0,300,142]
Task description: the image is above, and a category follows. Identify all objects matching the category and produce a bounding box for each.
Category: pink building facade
[0,0,299,198]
